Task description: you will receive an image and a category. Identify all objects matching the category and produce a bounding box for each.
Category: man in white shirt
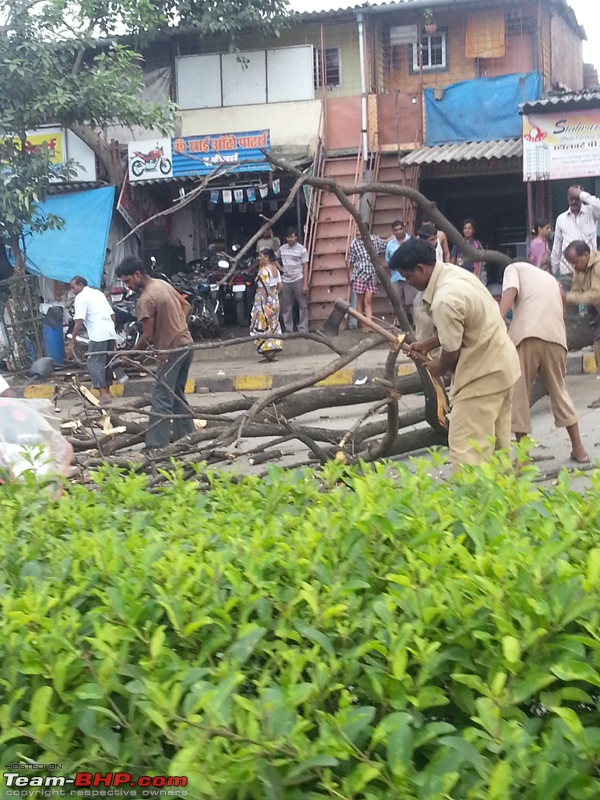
[66,276,123,405]
[385,219,415,324]
[276,228,309,333]
[499,261,588,463]
[551,186,600,277]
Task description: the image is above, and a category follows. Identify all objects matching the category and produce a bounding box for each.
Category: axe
[321,299,448,430]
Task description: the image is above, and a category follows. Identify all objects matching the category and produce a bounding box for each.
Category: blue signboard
[128,130,270,182]
[172,129,270,177]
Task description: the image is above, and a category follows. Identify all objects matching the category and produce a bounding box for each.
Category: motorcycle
[171,272,221,339]
[221,246,258,328]
[130,144,172,178]
[187,255,229,328]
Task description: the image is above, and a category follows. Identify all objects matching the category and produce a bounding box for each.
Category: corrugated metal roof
[400,138,522,165]
[522,91,600,114]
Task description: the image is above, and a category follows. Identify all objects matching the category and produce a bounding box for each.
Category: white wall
[179,100,322,153]
[170,204,195,262]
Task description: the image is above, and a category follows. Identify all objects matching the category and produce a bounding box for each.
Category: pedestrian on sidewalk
[347,233,387,331]
[385,219,415,325]
[276,228,309,333]
[499,261,588,463]
[66,276,128,406]
[551,186,600,280]
[417,222,451,264]
[391,238,520,472]
[528,218,552,269]
[451,218,484,280]
[560,241,600,408]
[250,247,283,363]
[115,257,195,452]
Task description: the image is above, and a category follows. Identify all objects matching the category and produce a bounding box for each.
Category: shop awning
[400,138,522,165]
[9,186,115,287]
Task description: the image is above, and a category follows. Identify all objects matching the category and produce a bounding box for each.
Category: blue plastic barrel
[43,307,65,365]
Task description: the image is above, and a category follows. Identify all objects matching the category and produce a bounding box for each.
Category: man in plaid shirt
[347,234,387,331]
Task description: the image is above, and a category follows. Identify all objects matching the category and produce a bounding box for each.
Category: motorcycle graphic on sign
[128,138,172,180]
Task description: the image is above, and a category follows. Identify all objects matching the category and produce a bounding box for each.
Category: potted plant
[423,8,437,35]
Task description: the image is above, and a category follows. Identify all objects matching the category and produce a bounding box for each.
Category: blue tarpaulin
[9,186,115,287]
[424,72,543,146]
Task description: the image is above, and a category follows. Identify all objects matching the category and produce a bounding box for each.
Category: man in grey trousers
[66,276,127,405]
[276,227,310,333]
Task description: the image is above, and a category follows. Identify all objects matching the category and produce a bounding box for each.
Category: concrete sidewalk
[21,329,599,399]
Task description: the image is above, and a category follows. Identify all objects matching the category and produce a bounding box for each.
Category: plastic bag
[0,398,73,482]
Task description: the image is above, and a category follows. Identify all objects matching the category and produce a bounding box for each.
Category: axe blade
[320,298,352,337]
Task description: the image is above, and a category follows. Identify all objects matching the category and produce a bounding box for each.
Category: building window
[410,31,447,73]
[505,9,536,35]
[314,47,341,88]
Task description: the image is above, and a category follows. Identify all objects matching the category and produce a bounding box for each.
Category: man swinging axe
[389,239,520,472]
[115,256,195,453]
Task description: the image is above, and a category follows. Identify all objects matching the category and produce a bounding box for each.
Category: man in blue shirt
[385,219,415,325]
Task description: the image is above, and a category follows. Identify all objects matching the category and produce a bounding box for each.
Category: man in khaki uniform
[499,261,588,463]
[390,239,520,471]
[561,242,600,408]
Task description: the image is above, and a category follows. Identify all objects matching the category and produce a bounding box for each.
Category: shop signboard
[128,130,270,182]
[20,130,64,163]
[523,109,600,182]
[18,127,96,181]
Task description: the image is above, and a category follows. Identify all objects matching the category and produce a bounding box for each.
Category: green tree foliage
[0,0,289,264]
[1,457,600,797]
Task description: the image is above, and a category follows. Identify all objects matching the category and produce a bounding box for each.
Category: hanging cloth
[465,10,505,59]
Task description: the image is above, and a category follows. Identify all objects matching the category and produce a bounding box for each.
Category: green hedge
[1,458,600,798]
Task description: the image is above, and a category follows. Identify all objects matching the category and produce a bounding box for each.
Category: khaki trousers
[449,386,514,472]
[511,338,578,434]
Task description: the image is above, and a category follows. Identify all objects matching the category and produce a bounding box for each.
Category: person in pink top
[528,218,551,269]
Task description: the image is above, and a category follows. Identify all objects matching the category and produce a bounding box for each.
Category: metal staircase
[305,149,364,329]
[305,150,421,328]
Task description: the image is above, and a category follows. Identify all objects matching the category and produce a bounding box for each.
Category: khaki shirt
[502,262,567,350]
[565,250,600,316]
[423,262,520,401]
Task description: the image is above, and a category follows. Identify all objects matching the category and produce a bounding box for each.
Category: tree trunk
[69,123,123,186]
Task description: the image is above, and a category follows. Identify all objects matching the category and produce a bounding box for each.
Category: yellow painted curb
[233,374,273,391]
[23,384,54,399]
[316,369,354,387]
[397,363,416,377]
[583,353,598,374]
[184,378,195,394]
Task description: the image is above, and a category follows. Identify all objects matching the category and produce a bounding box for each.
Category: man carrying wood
[115,257,195,452]
[390,238,520,472]
[499,260,588,463]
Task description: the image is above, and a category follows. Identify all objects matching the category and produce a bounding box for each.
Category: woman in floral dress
[250,247,282,362]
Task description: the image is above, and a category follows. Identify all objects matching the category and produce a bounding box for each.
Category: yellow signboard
[13,132,64,163]
[26,132,63,163]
